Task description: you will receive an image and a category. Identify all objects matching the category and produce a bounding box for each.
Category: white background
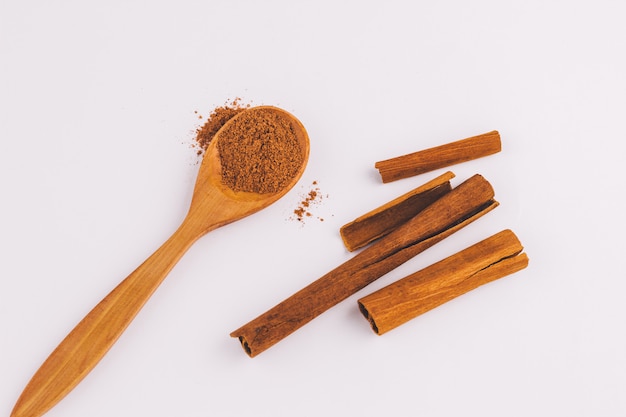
[1,1,625,416]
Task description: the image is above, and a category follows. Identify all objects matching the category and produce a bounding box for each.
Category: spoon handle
[11,221,199,417]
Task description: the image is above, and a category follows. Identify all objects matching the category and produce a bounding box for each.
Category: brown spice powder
[194,98,249,155]
[293,181,325,222]
[217,108,304,194]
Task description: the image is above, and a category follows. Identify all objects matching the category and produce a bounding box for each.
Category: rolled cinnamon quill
[340,171,455,252]
[231,174,498,357]
[358,229,529,335]
[375,131,501,183]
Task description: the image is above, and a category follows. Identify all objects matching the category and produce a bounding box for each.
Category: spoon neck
[168,216,206,253]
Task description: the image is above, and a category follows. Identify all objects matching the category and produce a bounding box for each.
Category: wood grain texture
[11,106,310,417]
[10,223,199,417]
[358,229,528,335]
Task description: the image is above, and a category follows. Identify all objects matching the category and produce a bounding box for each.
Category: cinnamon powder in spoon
[216,108,304,194]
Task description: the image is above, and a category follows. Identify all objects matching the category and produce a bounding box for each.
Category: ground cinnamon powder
[293,181,324,222]
[194,98,249,154]
[216,108,304,194]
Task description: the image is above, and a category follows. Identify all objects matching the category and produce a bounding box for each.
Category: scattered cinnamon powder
[293,181,326,222]
[193,98,249,155]
[217,108,304,194]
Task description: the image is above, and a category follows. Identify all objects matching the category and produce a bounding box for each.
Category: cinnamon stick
[231,174,498,357]
[375,131,501,183]
[340,171,455,251]
[358,229,529,335]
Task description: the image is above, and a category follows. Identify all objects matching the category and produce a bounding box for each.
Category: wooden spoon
[11,106,310,417]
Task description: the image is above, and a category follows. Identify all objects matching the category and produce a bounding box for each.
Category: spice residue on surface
[193,98,250,155]
[217,108,304,194]
[292,181,327,223]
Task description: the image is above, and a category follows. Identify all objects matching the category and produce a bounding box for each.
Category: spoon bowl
[11,106,309,417]
[188,105,310,234]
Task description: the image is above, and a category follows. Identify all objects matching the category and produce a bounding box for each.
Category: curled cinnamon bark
[358,229,529,335]
[375,131,501,183]
[340,171,455,251]
[231,174,498,357]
